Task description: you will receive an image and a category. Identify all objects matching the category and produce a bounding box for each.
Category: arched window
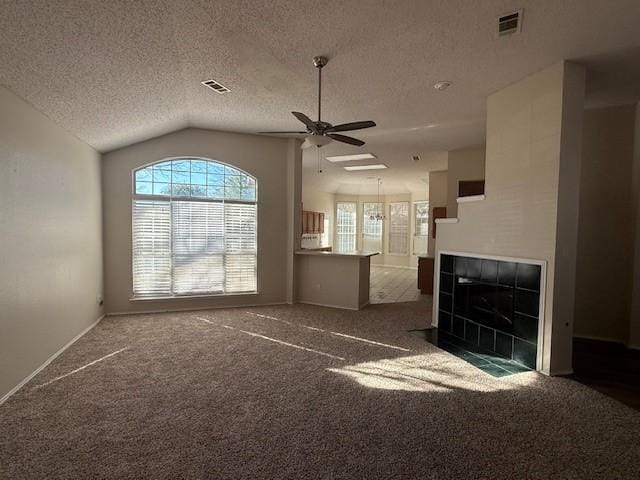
[132,157,257,297]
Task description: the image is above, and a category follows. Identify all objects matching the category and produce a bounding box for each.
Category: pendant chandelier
[369,178,385,221]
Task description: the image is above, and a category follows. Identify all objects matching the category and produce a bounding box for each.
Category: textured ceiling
[1,0,640,194]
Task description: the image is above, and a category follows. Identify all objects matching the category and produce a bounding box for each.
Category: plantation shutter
[388,202,409,254]
[362,202,383,252]
[413,201,429,255]
[223,203,257,292]
[171,201,225,294]
[132,200,171,297]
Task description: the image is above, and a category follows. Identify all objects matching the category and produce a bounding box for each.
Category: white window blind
[336,202,357,252]
[133,200,171,296]
[362,202,383,252]
[321,216,331,247]
[132,158,257,298]
[413,201,429,255]
[388,202,409,255]
[171,201,225,295]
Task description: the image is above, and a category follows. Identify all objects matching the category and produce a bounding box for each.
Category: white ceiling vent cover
[498,9,523,36]
[201,79,231,94]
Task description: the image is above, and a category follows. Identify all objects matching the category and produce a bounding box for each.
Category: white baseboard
[107,301,288,316]
[0,314,105,406]
[573,334,626,345]
[296,300,360,311]
[372,264,417,270]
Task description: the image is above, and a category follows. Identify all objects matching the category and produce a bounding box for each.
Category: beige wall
[435,62,586,375]
[446,145,486,217]
[427,171,448,257]
[630,103,640,348]
[574,105,636,343]
[296,254,371,310]
[0,87,103,401]
[102,128,296,314]
[286,139,303,304]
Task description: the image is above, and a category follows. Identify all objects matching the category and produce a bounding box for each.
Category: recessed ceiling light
[344,164,388,171]
[433,81,452,91]
[326,153,377,162]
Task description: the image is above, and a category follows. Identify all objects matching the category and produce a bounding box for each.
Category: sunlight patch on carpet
[328,354,538,393]
[34,347,129,389]
[244,312,411,352]
[195,315,345,360]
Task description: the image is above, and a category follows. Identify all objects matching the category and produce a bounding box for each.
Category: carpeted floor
[1,302,639,479]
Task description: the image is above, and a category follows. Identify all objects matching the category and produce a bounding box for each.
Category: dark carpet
[1,302,640,479]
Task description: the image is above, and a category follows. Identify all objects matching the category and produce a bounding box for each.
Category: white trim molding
[435,218,459,224]
[0,315,105,406]
[457,194,486,203]
[108,301,288,317]
[374,264,417,270]
[296,300,361,311]
[573,334,627,345]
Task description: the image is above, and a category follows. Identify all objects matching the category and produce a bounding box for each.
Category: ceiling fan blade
[259,131,308,134]
[325,120,376,133]
[291,111,316,130]
[327,133,365,147]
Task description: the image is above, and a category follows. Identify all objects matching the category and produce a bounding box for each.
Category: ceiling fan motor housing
[313,56,328,68]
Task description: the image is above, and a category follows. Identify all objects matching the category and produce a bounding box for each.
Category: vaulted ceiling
[1,0,640,193]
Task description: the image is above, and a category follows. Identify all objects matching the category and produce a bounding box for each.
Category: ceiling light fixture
[344,164,388,171]
[433,81,452,91]
[369,178,386,221]
[301,134,333,149]
[326,153,377,162]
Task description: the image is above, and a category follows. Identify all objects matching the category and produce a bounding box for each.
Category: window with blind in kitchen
[132,157,257,298]
[388,201,409,255]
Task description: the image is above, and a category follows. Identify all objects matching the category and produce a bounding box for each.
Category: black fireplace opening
[437,254,541,371]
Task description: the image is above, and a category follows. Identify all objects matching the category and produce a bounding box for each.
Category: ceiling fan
[260,56,376,147]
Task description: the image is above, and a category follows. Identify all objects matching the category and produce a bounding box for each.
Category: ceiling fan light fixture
[301,134,333,149]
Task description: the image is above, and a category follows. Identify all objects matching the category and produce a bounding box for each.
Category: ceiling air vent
[411,155,421,162]
[498,9,523,36]
[201,79,231,94]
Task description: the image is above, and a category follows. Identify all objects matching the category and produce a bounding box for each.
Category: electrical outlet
[97,294,104,306]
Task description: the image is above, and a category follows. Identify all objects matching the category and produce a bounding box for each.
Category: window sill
[130,291,258,302]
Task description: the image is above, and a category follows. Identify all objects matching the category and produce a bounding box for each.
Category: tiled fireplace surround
[436,252,544,371]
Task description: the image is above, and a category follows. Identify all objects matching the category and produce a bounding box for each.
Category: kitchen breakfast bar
[295,250,380,310]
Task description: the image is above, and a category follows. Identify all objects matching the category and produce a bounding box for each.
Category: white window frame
[413,201,429,255]
[131,156,258,299]
[321,215,331,247]
[388,201,409,255]
[335,202,357,252]
[362,202,384,253]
